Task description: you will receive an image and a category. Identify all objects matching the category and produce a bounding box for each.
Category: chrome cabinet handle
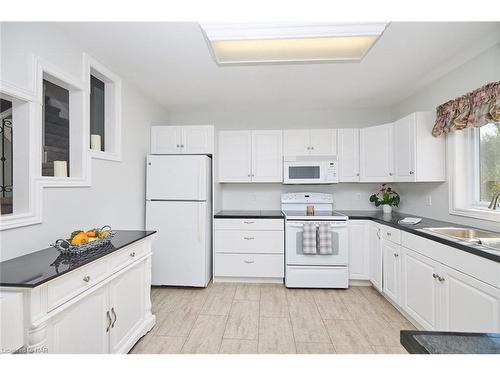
[180,144,184,148]
[387,232,391,236]
[432,273,438,279]
[248,174,251,177]
[376,228,381,239]
[243,221,255,224]
[130,252,136,257]
[111,307,117,328]
[106,311,112,332]
[437,275,445,282]
[356,173,360,176]
[83,275,91,282]
[393,253,399,257]
[243,237,255,240]
[409,171,414,175]
[176,144,180,148]
[389,172,393,176]
[244,260,255,264]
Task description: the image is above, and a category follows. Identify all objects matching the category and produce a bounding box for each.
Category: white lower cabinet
[48,285,109,354]
[214,218,284,281]
[348,221,370,280]
[368,223,383,292]
[11,236,156,354]
[401,247,439,330]
[108,262,146,353]
[382,239,401,305]
[400,244,500,332]
[440,263,500,332]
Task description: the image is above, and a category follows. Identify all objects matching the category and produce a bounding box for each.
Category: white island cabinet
[0,233,156,354]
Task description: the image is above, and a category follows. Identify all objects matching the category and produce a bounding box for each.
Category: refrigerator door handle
[198,160,203,200]
[198,202,202,242]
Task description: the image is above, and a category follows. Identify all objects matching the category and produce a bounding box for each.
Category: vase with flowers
[369,184,400,214]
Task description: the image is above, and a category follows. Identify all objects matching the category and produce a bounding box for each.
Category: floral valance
[432,81,500,137]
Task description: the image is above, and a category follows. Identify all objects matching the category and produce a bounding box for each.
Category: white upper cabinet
[218,131,252,182]
[359,123,394,182]
[283,129,337,156]
[218,130,282,183]
[151,125,214,155]
[251,130,283,182]
[394,112,445,182]
[337,128,360,182]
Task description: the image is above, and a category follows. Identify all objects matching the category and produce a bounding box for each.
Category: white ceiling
[58,22,500,111]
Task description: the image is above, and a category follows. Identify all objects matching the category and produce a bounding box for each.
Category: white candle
[53,161,68,178]
[90,134,102,151]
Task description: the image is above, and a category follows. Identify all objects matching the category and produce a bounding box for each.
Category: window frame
[84,54,122,162]
[448,127,500,222]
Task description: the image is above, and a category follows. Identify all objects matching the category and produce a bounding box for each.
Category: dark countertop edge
[400,330,500,354]
[214,210,285,219]
[0,231,157,289]
[341,212,500,264]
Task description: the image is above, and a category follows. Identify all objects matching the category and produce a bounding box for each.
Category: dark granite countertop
[0,230,156,288]
[401,330,500,354]
[337,210,500,263]
[214,210,285,219]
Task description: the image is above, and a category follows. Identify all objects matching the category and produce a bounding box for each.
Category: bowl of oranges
[51,225,116,255]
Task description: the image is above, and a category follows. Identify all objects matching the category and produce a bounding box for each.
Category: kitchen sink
[422,227,500,251]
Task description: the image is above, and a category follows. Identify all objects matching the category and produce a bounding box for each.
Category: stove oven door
[285,221,348,266]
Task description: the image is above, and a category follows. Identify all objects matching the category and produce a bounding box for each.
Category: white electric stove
[281,192,349,288]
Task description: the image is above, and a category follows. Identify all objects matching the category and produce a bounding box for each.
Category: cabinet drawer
[215,218,283,231]
[109,241,148,272]
[47,260,109,311]
[215,254,284,278]
[382,226,401,244]
[215,230,284,254]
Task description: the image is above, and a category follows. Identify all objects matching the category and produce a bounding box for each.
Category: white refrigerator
[146,155,212,287]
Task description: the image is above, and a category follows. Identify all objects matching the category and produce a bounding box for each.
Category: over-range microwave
[283,155,338,184]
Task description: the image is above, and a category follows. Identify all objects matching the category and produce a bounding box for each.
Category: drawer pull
[244,260,255,264]
[387,232,391,236]
[111,307,117,328]
[243,221,255,224]
[243,237,255,240]
[130,252,136,257]
[83,275,91,282]
[393,253,399,258]
[106,311,112,332]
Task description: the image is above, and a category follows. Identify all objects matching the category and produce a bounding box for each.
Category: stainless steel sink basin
[423,227,500,251]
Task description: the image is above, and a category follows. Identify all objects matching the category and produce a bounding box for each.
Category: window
[86,54,122,161]
[477,123,500,204]
[0,99,13,215]
[90,75,105,152]
[448,124,500,222]
[42,79,70,177]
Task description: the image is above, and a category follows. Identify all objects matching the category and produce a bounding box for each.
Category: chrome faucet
[488,190,500,210]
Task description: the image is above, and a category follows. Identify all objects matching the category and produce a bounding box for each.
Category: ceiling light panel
[200,23,388,65]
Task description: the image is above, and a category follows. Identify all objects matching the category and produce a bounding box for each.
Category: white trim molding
[447,130,500,223]
[84,53,122,162]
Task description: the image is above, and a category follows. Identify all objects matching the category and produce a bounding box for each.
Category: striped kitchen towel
[318,223,333,254]
[302,223,317,254]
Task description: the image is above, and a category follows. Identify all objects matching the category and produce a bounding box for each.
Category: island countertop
[0,230,156,288]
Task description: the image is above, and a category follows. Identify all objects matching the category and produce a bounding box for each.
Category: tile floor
[130,283,414,354]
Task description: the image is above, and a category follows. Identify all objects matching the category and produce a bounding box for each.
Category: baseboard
[213,276,284,284]
[349,279,372,286]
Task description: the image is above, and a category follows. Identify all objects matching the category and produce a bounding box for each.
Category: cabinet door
[309,129,337,155]
[359,123,394,182]
[382,240,401,305]
[218,131,252,182]
[251,130,283,182]
[337,129,360,182]
[440,264,500,332]
[394,115,416,182]
[48,286,109,354]
[369,223,383,292]
[151,126,181,154]
[109,262,146,353]
[182,125,214,155]
[401,247,439,330]
[348,221,370,280]
[283,129,310,156]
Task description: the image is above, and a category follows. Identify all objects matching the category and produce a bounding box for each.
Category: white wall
[170,107,392,211]
[0,23,169,261]
[392,43,500,232]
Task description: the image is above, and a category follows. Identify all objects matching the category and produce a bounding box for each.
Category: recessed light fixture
[199,22,388,65]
